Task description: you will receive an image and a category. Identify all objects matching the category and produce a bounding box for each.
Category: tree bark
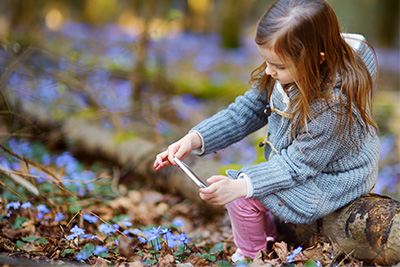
[277,194,400,266]
[2,100,400,265]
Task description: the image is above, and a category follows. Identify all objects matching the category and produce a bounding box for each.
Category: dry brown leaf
[156,202,170,215]
[1,228,31,239]
[273,241,289,262]
[118,236,140,258]
[158,254,175,267]
[127,260,147,267]
[141,190,165,206]
[90,256,109,267]
[187,254,210,266]
[250,249,269,266]
[303,242,333,265]
[21,243,42,252]
[109,196,134,211]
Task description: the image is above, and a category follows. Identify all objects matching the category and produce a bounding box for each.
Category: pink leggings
[226,197,277,259]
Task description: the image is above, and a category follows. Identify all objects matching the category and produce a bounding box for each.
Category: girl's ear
[319,52,326,64]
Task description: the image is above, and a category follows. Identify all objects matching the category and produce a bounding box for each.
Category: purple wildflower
[37,204,50,213]
[54,212,64,222]
[82,213,98,223]
[21,202,32,209]
[93,246,108,255]
[286,246,302,263]
[6,201,21,210]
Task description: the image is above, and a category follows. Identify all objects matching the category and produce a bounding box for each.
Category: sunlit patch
[46,8,63,31]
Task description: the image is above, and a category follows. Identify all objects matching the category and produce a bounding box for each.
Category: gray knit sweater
[191,34,380,224]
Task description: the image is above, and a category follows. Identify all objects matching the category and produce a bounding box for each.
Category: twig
[336,249,355,266]
[0,178,27,202]
[88,211,128,238]
[0,142,77,198]
[0,163,39,196]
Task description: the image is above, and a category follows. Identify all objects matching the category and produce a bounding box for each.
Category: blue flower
[54,212,64,222]
[121,218,132,227]
[172,219,184,228]
[160,228,170,235]
[71,225,85,236]
[147,232,159,242]
[76,250,88,261]
[6,201,21,210]
[66,234,76,241]
[154,243,162,250]
[165,233,179,249]
[93,246,108,255]
[138,236,147,244]
[98,223,117,235]
[66,225,86,240]
[21,202,32,209]
[36,212,44,220]
[82,213,98,223]
[115,239,119,246]
[286,246,302,263]
[151,226,161,234]
[37,204,50,214]
[176,233,190,245]
[131,229,141,235]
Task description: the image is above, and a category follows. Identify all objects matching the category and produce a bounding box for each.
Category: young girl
[154,0,380,261]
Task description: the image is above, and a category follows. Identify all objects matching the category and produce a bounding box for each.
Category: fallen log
[277,193,400,266]
[2,101,400,265]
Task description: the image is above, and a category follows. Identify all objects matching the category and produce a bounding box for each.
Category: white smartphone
[173,157,207,188]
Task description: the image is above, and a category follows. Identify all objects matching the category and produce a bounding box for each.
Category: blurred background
[0,0,399,200]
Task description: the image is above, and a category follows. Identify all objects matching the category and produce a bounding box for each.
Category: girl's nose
[265,64,276,76]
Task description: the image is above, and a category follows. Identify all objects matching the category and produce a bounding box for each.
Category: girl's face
[257,45,296,85]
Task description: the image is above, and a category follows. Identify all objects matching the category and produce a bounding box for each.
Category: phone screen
[173,158,207,188]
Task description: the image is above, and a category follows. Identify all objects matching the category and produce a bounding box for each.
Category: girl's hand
[153,132,202,171]
[199,176,247,205]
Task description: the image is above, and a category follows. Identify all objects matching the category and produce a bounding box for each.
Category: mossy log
[2,101,400,265]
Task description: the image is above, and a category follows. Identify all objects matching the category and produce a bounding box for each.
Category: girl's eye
[276,66,286,70]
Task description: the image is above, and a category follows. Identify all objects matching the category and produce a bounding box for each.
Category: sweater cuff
[238,172,254,198]
[189,130,205,155]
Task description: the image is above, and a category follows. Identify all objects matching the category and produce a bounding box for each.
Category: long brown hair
[250,0,378,150]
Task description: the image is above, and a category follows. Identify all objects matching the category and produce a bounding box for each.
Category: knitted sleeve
[191,89,268,154]
[240,103,364,199]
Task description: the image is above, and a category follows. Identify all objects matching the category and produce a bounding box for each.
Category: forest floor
[0,181,364,267]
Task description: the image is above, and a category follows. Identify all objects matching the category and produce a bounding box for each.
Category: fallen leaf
[118,236,140,258]
[158,254,175,267]
[90,256,109,267]
[21,243,42,252]
[273,241,289,262]
[187,254,210,266]
[127,260,147,267]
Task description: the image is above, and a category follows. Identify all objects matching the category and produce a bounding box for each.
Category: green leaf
[13,217,29,229]
[196,253,216,262]
[210,243,224,254]
[82,243,96,258]
[22,236,39,242]
[16,240,26,249]
[68,204,82,213]
[215,261,233,267]
[61,249,75,256]
[145,259,157,266]
[304,259,319,267]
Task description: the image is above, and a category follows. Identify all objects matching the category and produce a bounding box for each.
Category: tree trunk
[2,100,400,265]
[277,193,400,266]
